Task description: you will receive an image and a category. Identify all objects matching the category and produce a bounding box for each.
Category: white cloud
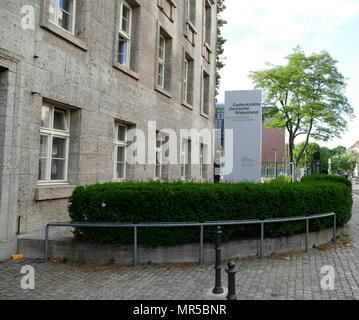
[218,0,359,148]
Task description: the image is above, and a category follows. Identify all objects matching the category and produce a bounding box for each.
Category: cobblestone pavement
[1,184,359,300]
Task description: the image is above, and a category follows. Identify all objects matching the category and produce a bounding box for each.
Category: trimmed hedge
[301,174,352,189]
[68,179,352,247]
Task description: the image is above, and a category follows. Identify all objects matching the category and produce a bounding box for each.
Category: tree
[293,142,320,168]
[250,47,353,167]
[329,146,347,157]
[216,0,227,100]
[319,146,331,172]
[331,150,359,174]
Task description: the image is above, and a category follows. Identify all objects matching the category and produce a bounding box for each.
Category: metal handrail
[44,212,336,266]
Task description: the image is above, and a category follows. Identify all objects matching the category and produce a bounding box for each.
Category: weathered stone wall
[0,0,217,260]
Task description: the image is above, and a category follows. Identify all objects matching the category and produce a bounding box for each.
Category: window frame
[118,1,133,68]
[158,0,177,22]
[201,68,210,117]
[183,58,189,104]
[38,104,71,184]
[113,123,128,181]
[154,132,168,180]
[199,143,208,179]
[203,0,212,46]
[48,0,77,35]
[157,34,166,88]
[180,138,191,180]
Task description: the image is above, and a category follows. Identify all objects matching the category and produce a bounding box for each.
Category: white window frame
[155,132,168,180]
[183,58,189,104]
[48,0,77,34]
[38,105,71,184]
[113,123,128,181]
[157,34,166,88]
[119,1,132,67]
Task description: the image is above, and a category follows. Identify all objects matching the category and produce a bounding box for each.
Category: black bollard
[226,261,237,300]
[213,226,224,294]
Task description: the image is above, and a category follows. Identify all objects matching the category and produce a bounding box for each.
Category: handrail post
[45,224,49,262]
[260,222,264,259]
[199,225,204,265]
[213,226,224,294]
[134,226,138,267]
[305,218,309,253]
[333,214,336,245]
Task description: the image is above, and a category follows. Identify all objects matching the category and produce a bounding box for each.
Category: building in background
[0,0,217,261]
[261,107,286,169]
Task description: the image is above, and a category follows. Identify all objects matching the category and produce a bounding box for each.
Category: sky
[218,0,359,149]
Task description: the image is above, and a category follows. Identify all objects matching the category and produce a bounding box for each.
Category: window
[184,0,197,45]
[114,123,127,180]
[201,70,210,116]
[114,1,140,76]
[185,0,196,24]
[183,59,189,103]
[180,139,191,179]
[155,132,169,179]
[49,0,76,34]
[156,28,172,93]
[204,0,212,45]
[183,54,194,106]
[157,34,166,88]
[39,105,70,182]
[185,0,190,21]
[158,0,177,22]
[118,1,132,67]
[200,143,208,179]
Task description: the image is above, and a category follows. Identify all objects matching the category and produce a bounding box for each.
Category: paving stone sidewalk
[1,184,359,300]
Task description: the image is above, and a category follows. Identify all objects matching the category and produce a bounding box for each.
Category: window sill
[200,112,209,119]
[113,63,140,80]
[35,184,76,201]
[204,41,212,52]
[158,0,177,23]
[40,21,87,51]
[155,86,172,99]
[185,20,197,35]
[112,179,127,183]
[181,101,193,110]
[202,41,213,63]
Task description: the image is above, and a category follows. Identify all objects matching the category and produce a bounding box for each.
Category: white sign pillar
[224,90,262,183]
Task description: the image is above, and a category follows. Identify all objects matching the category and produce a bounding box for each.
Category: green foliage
[331,150,359,173]
[319,147,331,172]
[330,146,347,157]
[250,46,354,167]
[294,142,320,168]
[301,174,352,189]
[267,176,292,183]
[69,181,352,247]
[106,257,116,265]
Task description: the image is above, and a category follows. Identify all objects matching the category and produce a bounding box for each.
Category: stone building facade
[0,0,217,260]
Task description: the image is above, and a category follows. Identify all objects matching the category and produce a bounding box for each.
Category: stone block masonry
[0,0,217,261]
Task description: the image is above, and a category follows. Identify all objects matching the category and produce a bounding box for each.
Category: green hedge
[301,174,352,189]
[68,180,352,247]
